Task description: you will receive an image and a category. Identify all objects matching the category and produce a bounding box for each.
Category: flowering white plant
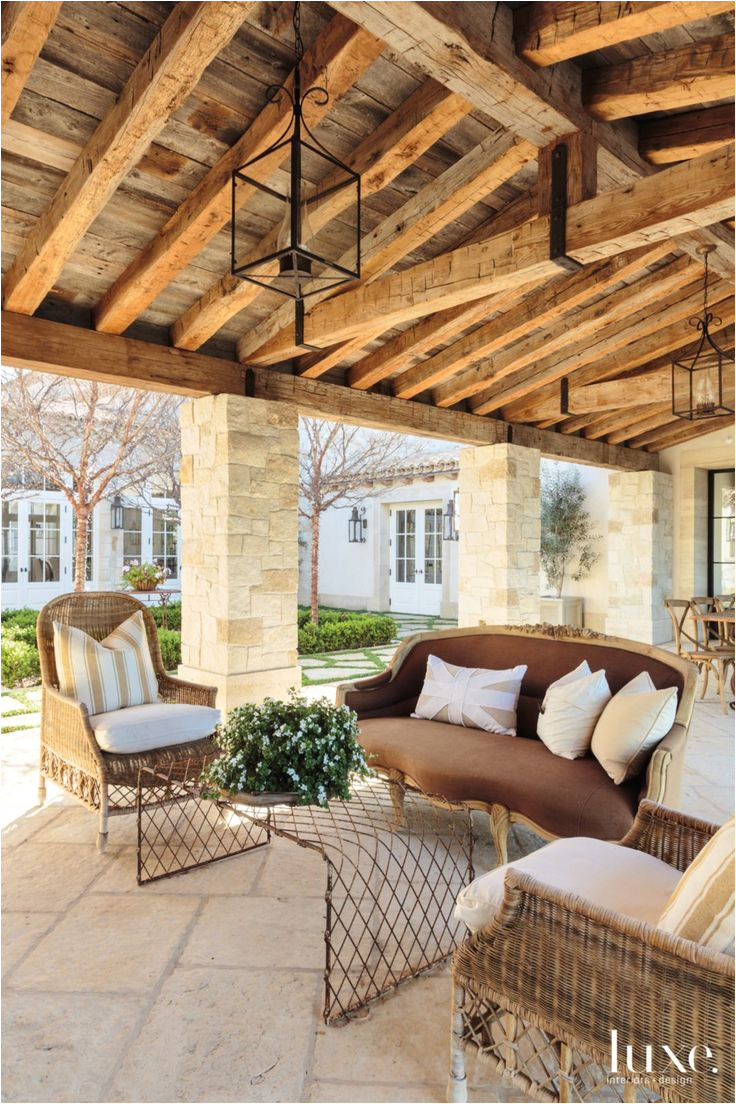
[201,689,372,805]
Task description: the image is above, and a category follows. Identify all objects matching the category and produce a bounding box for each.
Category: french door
[389,504,443,615]
[2,498,71,607]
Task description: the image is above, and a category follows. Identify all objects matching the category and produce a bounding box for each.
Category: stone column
[606,470,673,645]
[177,394,302,712]
[458,443,541,626]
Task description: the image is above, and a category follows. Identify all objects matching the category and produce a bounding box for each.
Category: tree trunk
[310,512,321,624]
[73,507,90,593]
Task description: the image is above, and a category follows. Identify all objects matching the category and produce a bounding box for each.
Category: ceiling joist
[1,1,63,129]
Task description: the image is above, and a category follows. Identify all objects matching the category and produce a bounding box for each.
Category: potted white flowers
[200,690,372,806]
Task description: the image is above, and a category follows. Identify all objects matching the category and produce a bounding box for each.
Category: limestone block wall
[606,470,673,645]
[178,394,302,712]
[458,443,541,626]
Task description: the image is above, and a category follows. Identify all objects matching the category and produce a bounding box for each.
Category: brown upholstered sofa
[336,625,697,862]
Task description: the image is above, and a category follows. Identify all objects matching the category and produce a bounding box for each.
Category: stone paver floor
[300,613,457,686]
[2,676,733,1102]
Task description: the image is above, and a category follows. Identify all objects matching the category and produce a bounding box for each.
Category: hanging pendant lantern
[672,245,735,420]
[231,2,360,346]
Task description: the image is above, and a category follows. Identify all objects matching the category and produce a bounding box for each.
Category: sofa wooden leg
[447,982,468,1103]
[489,804,511,866]
[388,777,407,829]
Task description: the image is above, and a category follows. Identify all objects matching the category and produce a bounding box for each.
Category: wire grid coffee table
[136,767,475,1023]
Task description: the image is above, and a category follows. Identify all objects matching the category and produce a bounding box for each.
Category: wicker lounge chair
[37,592,218,852]
[449,800,735,1104]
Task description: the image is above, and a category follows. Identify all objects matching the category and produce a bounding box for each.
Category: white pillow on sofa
[591,672,677,784]
[412,654,527,735]
[537,661,611,759]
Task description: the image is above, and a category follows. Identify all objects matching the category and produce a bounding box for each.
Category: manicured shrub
[157,628,181,670]
[1,607,38,628]
[1,639,41,687]
[298,614,396,655]
[1,623,38,647]
[149,601,182,632]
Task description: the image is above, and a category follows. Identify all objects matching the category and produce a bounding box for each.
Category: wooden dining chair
[665,598,732,712]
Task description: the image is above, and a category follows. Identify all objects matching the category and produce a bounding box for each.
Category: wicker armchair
[37,592,218,853]
[449,801,735,1104]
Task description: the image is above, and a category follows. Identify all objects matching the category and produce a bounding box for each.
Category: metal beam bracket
[549,143,583,274]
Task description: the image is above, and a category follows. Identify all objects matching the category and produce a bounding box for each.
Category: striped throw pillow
[657,817,735,955]
[412,655,527,735]
[53,611,159,716]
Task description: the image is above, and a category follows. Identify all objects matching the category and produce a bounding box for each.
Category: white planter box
[540,596,584,628]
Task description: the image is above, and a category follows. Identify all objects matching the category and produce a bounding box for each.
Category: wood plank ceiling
[1,0,734,457]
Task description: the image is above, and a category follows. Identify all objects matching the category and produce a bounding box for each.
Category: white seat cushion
[91,703,220,754]
[454,836,681,933]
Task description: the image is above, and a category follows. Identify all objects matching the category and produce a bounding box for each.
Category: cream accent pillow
[591,672,677,784]
[537,662,610,759]
[658,817,735,955]
[412,655,527,735]
[53,611,159,716]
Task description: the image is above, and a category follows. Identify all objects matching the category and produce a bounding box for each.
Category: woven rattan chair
[37,592,218,852]
[449,801,735,1104]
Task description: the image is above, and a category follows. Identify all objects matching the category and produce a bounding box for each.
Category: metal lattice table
[136,768,475,1023]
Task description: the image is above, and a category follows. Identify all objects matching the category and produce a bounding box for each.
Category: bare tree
[299,419,407,623]
[1,370,182,591]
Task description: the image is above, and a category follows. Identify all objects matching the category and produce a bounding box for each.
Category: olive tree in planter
[540,468,599,627]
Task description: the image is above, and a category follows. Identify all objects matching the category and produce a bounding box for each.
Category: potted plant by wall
[540,468,599,628]
[121,560,166,592]
[200,690,372,806]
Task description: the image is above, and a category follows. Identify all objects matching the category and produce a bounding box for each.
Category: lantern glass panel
[673,347,735,420]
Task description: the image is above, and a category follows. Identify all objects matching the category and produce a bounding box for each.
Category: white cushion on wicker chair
[91,703,220,754]
[455,836,681,933]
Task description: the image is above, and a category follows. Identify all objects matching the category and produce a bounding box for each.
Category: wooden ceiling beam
[640,105,736,165]
[634,413,734,451]
[1,1,63,129]
[514,2,734,68]
[496,292,734,420]
[170,79,472,351]
[592,403,674,442]
[583,36,735,122]
[0,311,657,472]
[402,242,673,404]
[236,143,734,363]
[327,1,733,278]
[567,368,673,414]
[236,132,536,366]
[93,14,384,335]
[1,1,255,316]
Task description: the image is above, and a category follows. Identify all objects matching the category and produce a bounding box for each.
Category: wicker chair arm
[157,673,217,708]
[40,685,105,772]
[453,867,734,1097]
[620,799,721,871]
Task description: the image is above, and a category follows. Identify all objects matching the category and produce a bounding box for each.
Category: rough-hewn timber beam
[583,36,735,122]
[1,1,63,129]
[2,1,254,315]
[514,2,734,68]
[637,414,735,451]
[236,132,536,365]
[170,80,472,351]
[326,0,733,278]
[567,369,673,413]
[0,312,657,471]
[239,144,734,363]
[93,14,384,335]
[640,105,736,165]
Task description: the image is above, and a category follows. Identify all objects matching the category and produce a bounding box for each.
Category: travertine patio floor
[2,687,733,1104]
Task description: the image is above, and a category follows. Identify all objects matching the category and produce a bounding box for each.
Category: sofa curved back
[341,626,697,739]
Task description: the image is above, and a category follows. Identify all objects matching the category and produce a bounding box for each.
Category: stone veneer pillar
[606,469,673,645]
[458,443,541,626]
[177,394,302,712]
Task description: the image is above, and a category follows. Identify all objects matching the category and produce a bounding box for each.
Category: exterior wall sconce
[348,506,367,543]
[111,494,124,530]
[443,491,459,541]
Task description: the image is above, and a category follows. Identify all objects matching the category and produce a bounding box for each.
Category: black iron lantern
[443,491,459,542]
[672,245,735,420]
[231,2,360,347]
[348,506,367,544]
[111,494,124,531]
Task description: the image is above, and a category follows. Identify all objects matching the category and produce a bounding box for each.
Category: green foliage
[157,629,181,671]
[200,689,371,805]
[540,468,600,598]
[1,623,38,647]
[1,607,38,628]
[1,639,40,687]
[298,614,396,655]
[149,601,182,631]
[121,561,166,589]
